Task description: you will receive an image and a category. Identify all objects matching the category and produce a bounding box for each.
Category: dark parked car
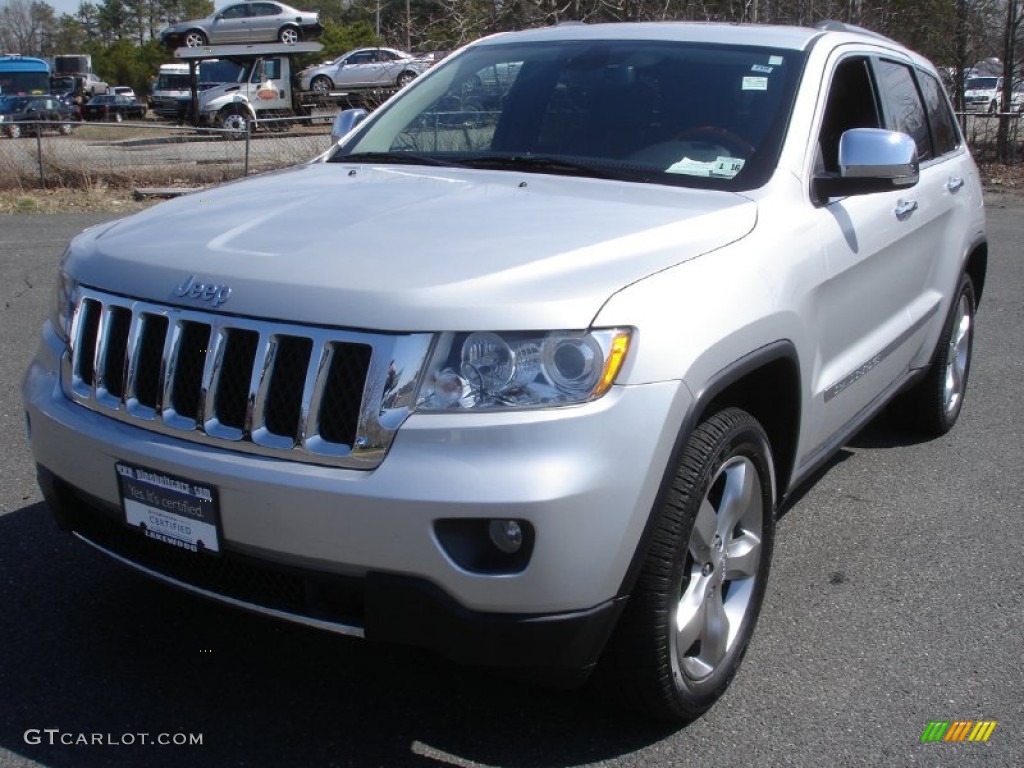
[81,94,147,122]
[0,95,76,138]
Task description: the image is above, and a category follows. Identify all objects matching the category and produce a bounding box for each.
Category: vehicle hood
[199,83,243,107]
[66,163,757,331]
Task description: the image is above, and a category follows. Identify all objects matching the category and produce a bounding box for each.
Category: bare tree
[0,0,57,56]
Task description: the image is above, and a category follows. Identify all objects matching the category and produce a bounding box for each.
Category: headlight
[415,328,631,411]
[50,269,77,343]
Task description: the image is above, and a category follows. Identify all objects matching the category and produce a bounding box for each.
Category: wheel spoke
[675,572,707,657]
[724,532,761,579]
[717,458,758,537]
[689,499,716,560]
[953,311,971,349]
[700,587,730,668]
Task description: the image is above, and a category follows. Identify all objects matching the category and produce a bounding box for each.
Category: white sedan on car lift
[297,47,429,94]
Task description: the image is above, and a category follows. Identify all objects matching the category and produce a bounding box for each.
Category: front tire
[598,408,775,722]
[112,111,123,123]
[6,124,21,139]
[218,109,251,138]
[310,75,333,95]
[184,30,207,48]
[899,274,976,436]
[396,70,417,88]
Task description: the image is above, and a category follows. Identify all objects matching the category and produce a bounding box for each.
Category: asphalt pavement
[0,199,1021,767]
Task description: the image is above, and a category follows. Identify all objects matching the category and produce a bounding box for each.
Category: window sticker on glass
[666,156,745,179]
[769,55,784,65]
[751,64,773,74]
[742,76,769,91]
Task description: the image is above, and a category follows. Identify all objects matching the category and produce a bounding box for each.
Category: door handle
[894,199,918,220]
[947,176,965,193]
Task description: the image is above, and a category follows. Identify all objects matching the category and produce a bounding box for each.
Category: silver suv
[23,21,986,722]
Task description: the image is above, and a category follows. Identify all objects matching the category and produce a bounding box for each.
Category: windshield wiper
[459,154,622,180]
[331,151,464,168]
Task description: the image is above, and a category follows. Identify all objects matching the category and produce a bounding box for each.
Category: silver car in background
[160,1,322,48]
[297,47,429,93]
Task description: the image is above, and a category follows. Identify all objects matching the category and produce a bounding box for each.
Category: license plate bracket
[116,462,222,554]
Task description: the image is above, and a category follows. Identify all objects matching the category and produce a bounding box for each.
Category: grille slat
[170,321,209,419]
[218,329,260,431]
[264,336,313,439]
[64,287,425,470]
[136,315,169,410]
[320,343,373,446]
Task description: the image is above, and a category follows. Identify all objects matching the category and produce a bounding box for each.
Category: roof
[472,21,893,52]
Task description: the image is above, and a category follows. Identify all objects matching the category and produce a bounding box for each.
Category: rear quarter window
[917,70,961,156]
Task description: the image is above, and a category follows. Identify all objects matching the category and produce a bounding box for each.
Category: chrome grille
[62,286,434,470]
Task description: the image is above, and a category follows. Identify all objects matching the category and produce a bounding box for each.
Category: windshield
[156,73,191,91]
[966,77,998,90]
[0,71,49,96]
[333,39,805,191]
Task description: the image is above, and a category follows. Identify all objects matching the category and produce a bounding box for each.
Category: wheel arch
[615,340,801,600]
[964,238,988,306]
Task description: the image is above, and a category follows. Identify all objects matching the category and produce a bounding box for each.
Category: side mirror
[331,108,368,143]
[813,128,919,200]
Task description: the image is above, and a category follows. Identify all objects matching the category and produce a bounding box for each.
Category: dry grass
[0,185,157,215]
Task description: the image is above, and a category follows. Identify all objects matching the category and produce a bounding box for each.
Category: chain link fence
[2,112,1024,193]
[0,117,336,191]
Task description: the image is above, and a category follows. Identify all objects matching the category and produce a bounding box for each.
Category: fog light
[488,519,523,553]
[434,518,535,574]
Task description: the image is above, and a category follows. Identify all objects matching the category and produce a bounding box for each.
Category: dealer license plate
[116,462,221,554]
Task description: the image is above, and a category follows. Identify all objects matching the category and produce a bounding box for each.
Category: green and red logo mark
[920,721,997,742]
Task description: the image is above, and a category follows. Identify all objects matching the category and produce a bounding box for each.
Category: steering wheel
[675,126,755,157]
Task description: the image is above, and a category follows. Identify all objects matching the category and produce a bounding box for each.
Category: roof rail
[814,19,898,45]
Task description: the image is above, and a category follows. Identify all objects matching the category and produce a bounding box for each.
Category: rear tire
[278,26,300,45]
[7,124,21,139]
[896,274,976,436]
[597,408,775,722]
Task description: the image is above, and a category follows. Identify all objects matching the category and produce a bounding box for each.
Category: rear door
[247,2,282,42]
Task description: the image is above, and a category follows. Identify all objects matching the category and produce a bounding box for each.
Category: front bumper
[24,322,691,671]
[160,31,185,48]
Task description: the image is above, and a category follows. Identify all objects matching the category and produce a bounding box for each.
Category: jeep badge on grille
[174,275,232,307]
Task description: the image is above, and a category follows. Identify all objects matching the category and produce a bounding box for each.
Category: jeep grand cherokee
[23,20,986,722]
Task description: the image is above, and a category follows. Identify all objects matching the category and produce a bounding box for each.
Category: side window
[220,4,248,19]
[817,57,883,173]
[918,70,960,156]
[265,60,281,80]
[875,59,931,162]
